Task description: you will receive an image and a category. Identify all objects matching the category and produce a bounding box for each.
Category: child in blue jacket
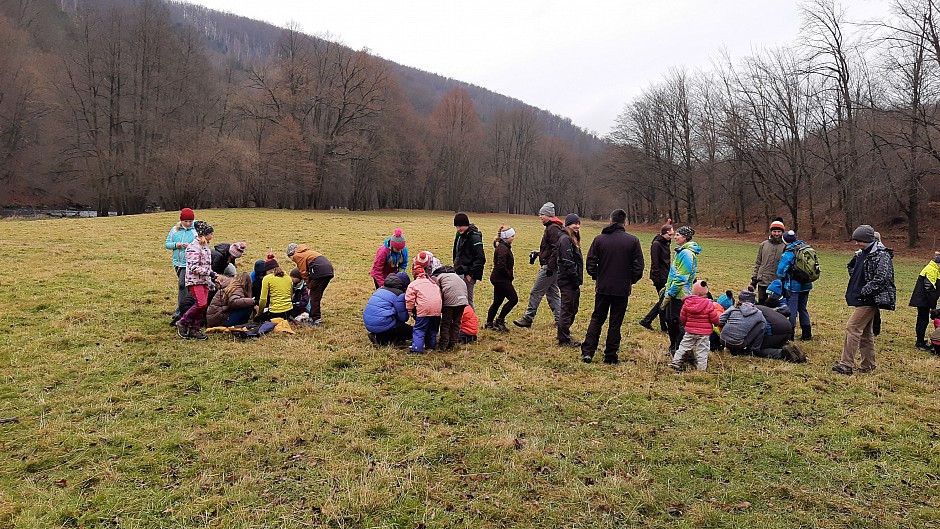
[364,272,413,346]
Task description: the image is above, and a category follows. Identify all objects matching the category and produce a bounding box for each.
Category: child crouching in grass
[669,280,720,371]
[929,308,940,355]
[406,252,442,353]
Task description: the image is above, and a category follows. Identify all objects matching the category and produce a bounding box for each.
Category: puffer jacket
[211,242,234,275]
[371,241,408,287]
[776,241,814,293]
[363,274,409,333]
[752,238,786,287]
[405,276,443,317]
[460,306,478,336]
[846,242,896,310]
[909,260,940,308]
[184,239,213,287]
[165,224,196,267]
[664,241,702,299]
[432,269,469,307]
[291,245,335,281]
[680,295,720,335]
[718,302,766,346]
[206,277,255,327]
[556,231,583,288]
[453,225,486,280]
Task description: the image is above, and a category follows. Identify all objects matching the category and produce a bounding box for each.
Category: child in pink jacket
[405,252,443,353]
[669,280,720,371]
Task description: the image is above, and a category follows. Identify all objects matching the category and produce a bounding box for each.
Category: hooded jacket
[292,279,310,316]
[752,237,786,287]
[538,218,565,266]
[490,240,514,283]
[291,245,335,281]
[556,231,584,288]
[649,233,672,286]
[718,302,766,347]
[211,242,235,275]
[664,241,702,299]
[460,306,478,336]
[585,223,644,297]
[371,241,408,287]
[184,239,213,287]
[453,225,486,280]
[757,305,792,337]
[363,273,409,333]
[251,260,266,302]
[846,241,896,310]
[909,259,940,308]
[165,224,196,267]
[680,295,720,335]
[405,274,443,317]
[432,268,470,307]
[776,241,814,293]
[206,276,255,327]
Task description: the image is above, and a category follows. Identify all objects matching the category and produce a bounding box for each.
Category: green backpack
[790,243,821,284]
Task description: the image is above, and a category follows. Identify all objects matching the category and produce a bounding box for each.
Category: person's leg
[859,308,878,372]
[757,285,768,305]
[451,305,465,347]
[546,276,562,325]
[841,306,876,369]
[694,334,710,370]
[487,282,506,325]
[411,317,429,352]
[670,332,697,368]
[224,307,253,327]
[427,316,441,349]
[179,285,207,327]
[581,294,612,361]
[307,276,331,322]
[743,322,764,353]
[439,307,455,350]
[498,284,519,320]
[518,266,551,325]
[916,306,931,344]
[798,291,812,339]
[763,332,789,350]
[603,296,629,362]
[666,297,685,352]
[174,266,186,319]
[557,285,575,344]
[463,277,476,309]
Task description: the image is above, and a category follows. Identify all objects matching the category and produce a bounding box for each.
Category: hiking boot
[176,323,191,339]
[856,365,876,373]
[512,318,532,328]
[483,322,495,330]
[667,362,683,372]
[800,326,812,341]
[832,363,853,375]
[915,341,932,352]
[169,315,180,327]
[368,332,378,345]
[581,354,593,363]
[558,341,582,348]
[638,319,653,330]
[782,342,807,363]
[189,328,208,340]
[494,319,510,332]
[603,355,619,365]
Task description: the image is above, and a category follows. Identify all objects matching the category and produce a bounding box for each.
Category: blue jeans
[787,290,811,328]
[224,307,253,327]
[410,316,441,352]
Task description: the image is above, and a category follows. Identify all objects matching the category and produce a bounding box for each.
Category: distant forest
[3,0,940,245]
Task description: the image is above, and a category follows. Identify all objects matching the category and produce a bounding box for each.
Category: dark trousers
[641,281,667,331]
[916,306,932,343]
[308,276,332,321]
[439,305,466,350]
[372,321,413,345]
[557,285,580,344]
[487,280,518,323]
[665,297,685,351]
[411,316,441,352]
[757,285,769,305]
[174,266,187,317]
[581,294,629,361]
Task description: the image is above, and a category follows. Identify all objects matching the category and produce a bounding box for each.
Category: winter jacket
[752,238,786,287]
[453,225,486,281]
[649,233,671,286]
[664,241,702,300]
[556,232,584,288]
[433,270,469,307]
[776,241,815,293]
[538,218,564,266]
[908,260,940,308]
[251,260,266,303]
[405,276,443,317]
[292,280,310,316]
[585,223,644,297]
[184,239,214,287]
[460,306,478,336]
[291,245,335,281]
[718,302,766,347]
[490,240,514,283]
[206,277,255,327]
[930,318,940,345]
[757,305,792,337]
[371,241,408,287]
[363,274,409,333]
[259,274,294,314]
[680,295,720,336]
[845,241,896,310]
[211,243,235,275]
[165,224,196,267]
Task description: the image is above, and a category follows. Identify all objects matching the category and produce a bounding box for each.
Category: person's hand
[660,296,672,311]
[750,278,759,289]
[465,275,472,282]
[253,305,259,313]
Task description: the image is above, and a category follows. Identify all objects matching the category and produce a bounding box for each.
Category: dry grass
[0,209,938,528]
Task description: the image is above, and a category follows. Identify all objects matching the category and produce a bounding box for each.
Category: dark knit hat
[180,208,195,221]
[739,286,757,304]
[611,209,627,225]
[389,228,406,251]
[677,226,695,239]
[454,213,470,227]
[564,213,580,226]
[194,220,213,236]
[289,267,302,279]
[264,259,280,272]
[229,242,247,258]
[783,230,797,244]
[851,225,876,243]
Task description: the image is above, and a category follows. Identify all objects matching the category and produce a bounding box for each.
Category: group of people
[165,205,925,376]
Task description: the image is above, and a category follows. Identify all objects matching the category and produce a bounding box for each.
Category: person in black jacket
[486,226,517,332]
[514,202,564,328]
[556,214,584,347]
[639,224,674,332]
[581,209,645,364]
[210,241,247,276]
[452,213,486,309]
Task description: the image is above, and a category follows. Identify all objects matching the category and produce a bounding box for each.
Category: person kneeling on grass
[290,268,310,319]
[206,272,255,328]
[406,254,442,353]
[718,287,766,355]
[364,272,413,346]
[669,280,719,371]
[256,259,293,322]
[458,305,478,344]
[287,242,335,326]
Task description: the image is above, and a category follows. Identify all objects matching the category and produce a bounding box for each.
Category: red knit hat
[180,208,195,221]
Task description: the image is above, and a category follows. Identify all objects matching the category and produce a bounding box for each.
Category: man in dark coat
[452,212,486,309]
[580,209,645,364]
[555,213,584,347]
[834,224,896,375]
[639,224,674,332]
[514,202,564,328]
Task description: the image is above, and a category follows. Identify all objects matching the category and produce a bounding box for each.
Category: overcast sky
[183,0,893,135]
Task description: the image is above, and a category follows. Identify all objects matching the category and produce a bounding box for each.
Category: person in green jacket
[661,226,702,353]
[256,259,294,322]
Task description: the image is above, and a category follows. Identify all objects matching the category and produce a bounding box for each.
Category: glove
[750,278,758,289]
[660,295,672,311]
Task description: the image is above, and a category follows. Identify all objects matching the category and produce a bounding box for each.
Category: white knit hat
[500,227,516,240]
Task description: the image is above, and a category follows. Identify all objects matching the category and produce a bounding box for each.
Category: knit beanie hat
[454,213,470,227]
[389,228,406,251]
[223,263,237,277]
[394,271,411,290]
[677,226,695,239]
[229,242,247,258]
[565,213,580,226]
[264,259,280,272]
[180,208,195,221]
[739,286,757,304]
[539,202,556,217]
[717,290,735,310]
[767,279,784,300]
[428,257,443,275]
[851,225,875,243]
[194,220,213,236]
[289,267,302,280]
[414,250,433,268]
[286,243,299,258]
[770,217,786,231]
[500,227,516,240]
[691,280,708,297]
[783,230,797,244]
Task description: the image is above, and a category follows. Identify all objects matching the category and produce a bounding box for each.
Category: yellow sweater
[259,274,294,314]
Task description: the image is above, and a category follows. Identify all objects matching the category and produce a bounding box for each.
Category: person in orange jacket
[286,242,334,326]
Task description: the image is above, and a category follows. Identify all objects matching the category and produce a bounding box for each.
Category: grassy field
[0,209,938,528]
